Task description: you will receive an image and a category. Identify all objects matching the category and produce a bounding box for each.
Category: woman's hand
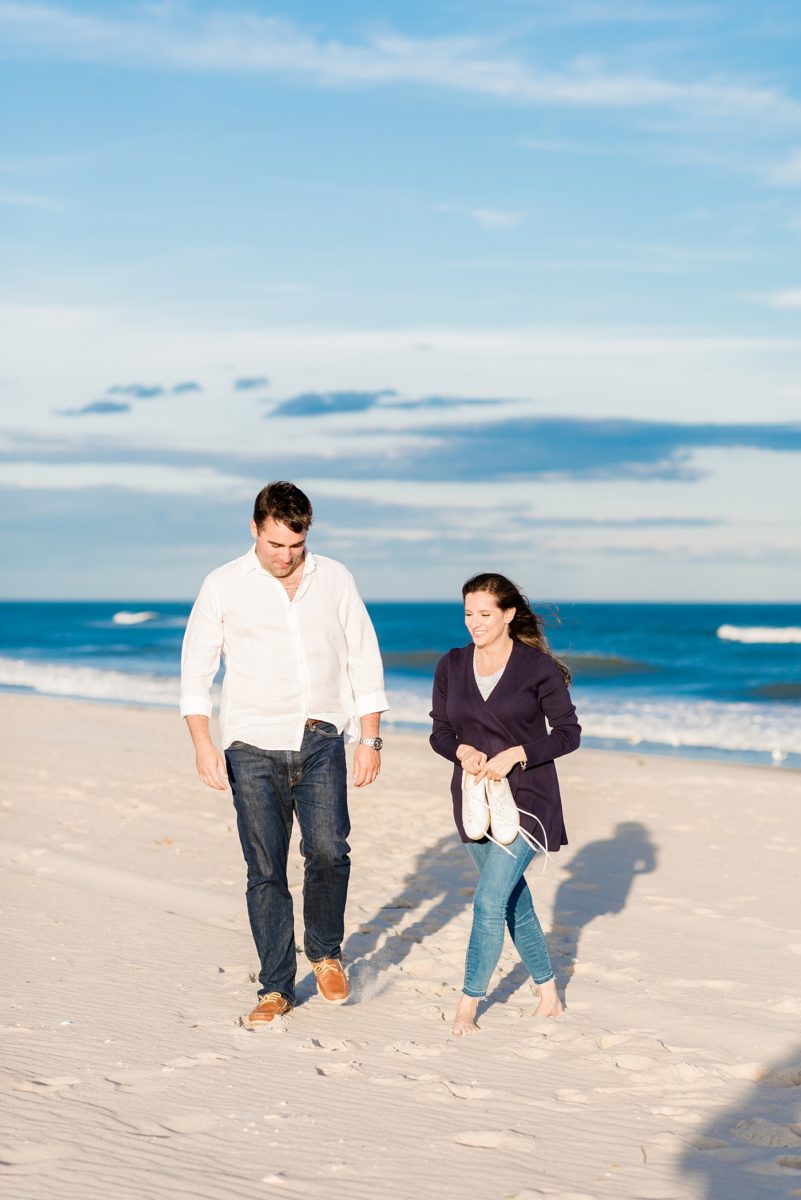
[484,746,526,781]
[456,744,488,778]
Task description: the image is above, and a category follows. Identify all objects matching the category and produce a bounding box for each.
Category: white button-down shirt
[180,547,389,751]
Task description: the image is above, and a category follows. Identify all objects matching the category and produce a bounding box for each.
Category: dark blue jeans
[225,722,350,1004]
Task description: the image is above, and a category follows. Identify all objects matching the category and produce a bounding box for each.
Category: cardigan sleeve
[429,655,460,764]
[521,657,581,768]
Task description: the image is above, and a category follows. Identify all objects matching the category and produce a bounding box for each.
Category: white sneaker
[485,777,521,845]
[461,770,490,840]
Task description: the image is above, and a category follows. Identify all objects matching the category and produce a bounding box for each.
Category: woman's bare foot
[452,994,481,1036]
[531,978,563,1019]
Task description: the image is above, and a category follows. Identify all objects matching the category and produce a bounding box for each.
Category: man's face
[250,517,307,578]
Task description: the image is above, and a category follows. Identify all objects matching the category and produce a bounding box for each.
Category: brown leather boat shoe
[309,958,350,1004]
[244,992,293,1027]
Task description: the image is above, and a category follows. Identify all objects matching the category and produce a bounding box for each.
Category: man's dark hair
[253,481,313,533]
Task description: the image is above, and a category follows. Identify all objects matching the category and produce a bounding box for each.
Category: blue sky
[1,0,800,600]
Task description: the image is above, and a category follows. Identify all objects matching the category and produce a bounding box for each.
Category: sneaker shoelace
[483,789,552,873]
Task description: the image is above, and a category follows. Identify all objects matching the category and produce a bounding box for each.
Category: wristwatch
[358,736,383,751]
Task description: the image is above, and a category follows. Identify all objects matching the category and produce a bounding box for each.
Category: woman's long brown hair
[462,572,571,685]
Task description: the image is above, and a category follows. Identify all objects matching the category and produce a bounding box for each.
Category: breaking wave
[717,625,801,645]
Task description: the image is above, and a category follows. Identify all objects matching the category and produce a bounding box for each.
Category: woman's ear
[505,607,516,626]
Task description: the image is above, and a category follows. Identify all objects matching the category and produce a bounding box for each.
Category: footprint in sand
[660,1062,708,1084]
[389,1041,442,1058]
[733,1119,801,1149]
[763,1066,801,1088]
[775,1154,801,1170]
[669,978,735,991]
[720,1062,768,1082]
[294,1037,353,1053]
[595,1034,630,1050]
[650,1105,704,1125]
[315,1062,362,1077]
[509,1193,597,1200]
[613,1055,658,1072]
[105,1069,163,1092]
[769,997,801,1014]
[14,1075,81,1092]
[514,1047,549,1061]
[454,1129,535,1152]
[553,1089,590,1105]
[162,1052,229,1070]
[441,1081,493,1100]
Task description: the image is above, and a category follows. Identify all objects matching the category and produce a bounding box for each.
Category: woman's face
[464,590,514,648]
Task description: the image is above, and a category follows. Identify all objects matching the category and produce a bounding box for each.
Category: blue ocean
[1,601,800,769]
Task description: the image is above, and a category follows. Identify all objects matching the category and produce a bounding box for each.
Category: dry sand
[2,693,800,1200]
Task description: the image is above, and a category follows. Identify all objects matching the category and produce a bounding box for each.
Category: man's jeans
[225,722,350,1004]
[463,835,554,998]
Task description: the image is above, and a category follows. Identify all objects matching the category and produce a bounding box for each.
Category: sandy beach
[2,693,800,1199]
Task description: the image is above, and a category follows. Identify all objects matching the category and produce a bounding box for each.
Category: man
[181,481,387,1026]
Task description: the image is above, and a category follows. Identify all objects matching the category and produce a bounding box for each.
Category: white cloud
[1,4,799,125]
[768,149,801,185]
[0,461,254,495]
[759,288,801,308]
[0,188,61,211]
[435,203,523,231]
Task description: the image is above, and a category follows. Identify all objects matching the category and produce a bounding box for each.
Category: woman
[430,573,581,1036]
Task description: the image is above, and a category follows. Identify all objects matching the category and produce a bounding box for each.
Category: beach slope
[1,696,799,1199]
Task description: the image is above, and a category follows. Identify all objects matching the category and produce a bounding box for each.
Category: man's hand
[456,743,488,778]
[195,742,229,791]
[185,714,228,791]
[484,746,525,781]
[353,745,380,788]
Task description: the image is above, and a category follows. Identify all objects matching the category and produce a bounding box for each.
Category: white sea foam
[383,685,801,758]
[717,624,801,644]
[0,657,180,706]
[3,660,799,759]
[112,610,159,625]
[576,696,801,757]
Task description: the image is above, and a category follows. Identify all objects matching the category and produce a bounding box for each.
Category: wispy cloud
[234,375,270,391]
[57,399,130,417]
[760,288,801,308]
[107,383,164,399]
[0,187,61,211]
[435,203,524,231]
[1,4,798,125]
[271,390,395,417]
[10,415,801,482]
[270,391,503,417]
[768,148,801,185]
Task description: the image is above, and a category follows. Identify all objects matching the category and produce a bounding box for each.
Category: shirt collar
[240,545,317,578]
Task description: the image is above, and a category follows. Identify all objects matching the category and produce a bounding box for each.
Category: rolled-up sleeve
[180,576,223,718]
[521,658,581,768]
[342,574,389,717]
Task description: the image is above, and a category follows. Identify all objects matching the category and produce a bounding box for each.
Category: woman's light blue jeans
[463,835,554,998]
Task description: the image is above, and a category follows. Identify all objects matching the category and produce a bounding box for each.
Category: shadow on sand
[484,820,658,1011]
[309,821,658,1012]
[680,1045,801,1199]
[331,832,475,1003]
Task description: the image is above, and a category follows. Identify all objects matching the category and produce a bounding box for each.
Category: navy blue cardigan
[429,640,581,850]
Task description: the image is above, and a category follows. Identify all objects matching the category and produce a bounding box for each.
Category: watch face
[372,736,383,751]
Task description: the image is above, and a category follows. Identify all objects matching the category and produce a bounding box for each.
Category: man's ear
[249,519,258,539]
